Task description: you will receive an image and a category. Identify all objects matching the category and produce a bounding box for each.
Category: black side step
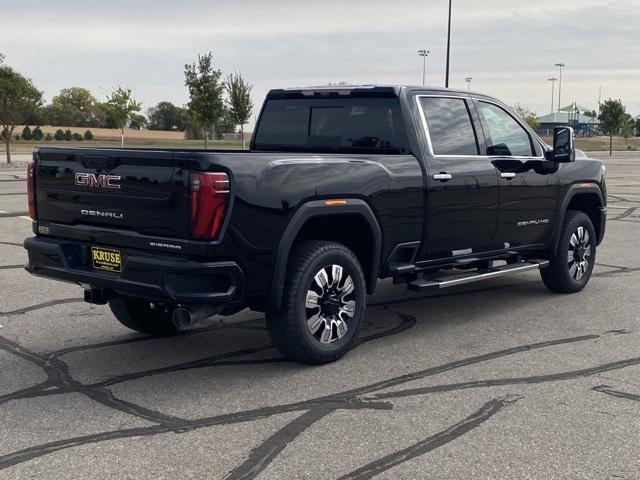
[407,260,550,292]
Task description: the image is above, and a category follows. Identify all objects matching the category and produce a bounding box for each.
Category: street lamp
[418,50,430,86]
[554,63,565,112]
[465,77,472,91]
[445,0,452,87]
[547,78,557,113]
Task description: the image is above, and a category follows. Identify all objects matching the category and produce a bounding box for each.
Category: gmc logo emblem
[74,172,121,189]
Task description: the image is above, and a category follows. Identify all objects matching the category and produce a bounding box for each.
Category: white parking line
[20,216,32,221]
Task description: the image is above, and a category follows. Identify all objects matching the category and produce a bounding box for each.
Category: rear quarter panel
[174,151,424,300]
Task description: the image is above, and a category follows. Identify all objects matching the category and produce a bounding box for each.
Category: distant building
[537,104,599,137]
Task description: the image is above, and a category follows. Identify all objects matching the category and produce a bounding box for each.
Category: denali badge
[75,172,121,189]
[81,209,123,219]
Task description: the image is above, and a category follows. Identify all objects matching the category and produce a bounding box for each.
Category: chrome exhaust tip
[171,306,220,329]
[171,307,193,329]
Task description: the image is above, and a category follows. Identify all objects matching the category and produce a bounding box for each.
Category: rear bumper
[24,236,245,304]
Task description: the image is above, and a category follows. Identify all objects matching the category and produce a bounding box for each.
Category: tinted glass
[420,97,479,155]
[479,102,534,156]
[254,98,408,153]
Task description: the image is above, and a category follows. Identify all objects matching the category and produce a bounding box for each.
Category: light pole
[418,50,430,86]
[547,78,557,113]
[445,0,452,87]
[465,77,472,91]
[554,63,565,111]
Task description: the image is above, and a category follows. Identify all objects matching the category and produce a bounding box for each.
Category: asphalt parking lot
[1,153,639,479]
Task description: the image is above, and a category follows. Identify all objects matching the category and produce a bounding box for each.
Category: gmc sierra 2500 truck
[24,85,607,364]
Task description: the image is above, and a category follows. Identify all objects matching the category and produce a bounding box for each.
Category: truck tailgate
[34,148,190,239]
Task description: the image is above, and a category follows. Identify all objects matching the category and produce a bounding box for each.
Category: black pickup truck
[24,85,607,364]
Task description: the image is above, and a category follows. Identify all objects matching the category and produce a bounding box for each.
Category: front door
[475,100,559,248]
[415,95,500,261]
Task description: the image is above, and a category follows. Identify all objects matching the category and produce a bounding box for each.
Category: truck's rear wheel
[109,297,178,335]
[266,241,366,364]
[541,210,596,293]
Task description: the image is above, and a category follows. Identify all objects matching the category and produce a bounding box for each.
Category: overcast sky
[2,0,639,126]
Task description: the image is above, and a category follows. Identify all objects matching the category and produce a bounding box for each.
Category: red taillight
[27,161,36,219]
[189,172,229,239]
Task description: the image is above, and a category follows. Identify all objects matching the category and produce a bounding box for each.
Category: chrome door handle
[433,173,453,181]
[500,172,517,179]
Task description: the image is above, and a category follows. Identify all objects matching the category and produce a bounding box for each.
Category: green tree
[84,130,94,140]
[32,126,43,141]
[54,129,65,141]
[43,87,106,127]
[225,72,254,148]
[184,52,225,148]
[129,113,147,130]
[105,86,142,147]
[214,107,237,140]
[621,113,635,145]
[514,104,539,130]
[0,62,43,163]
[64,129,72,141]
[635,118,640,137]
[598,99,626,156]
[22,125,32,140]
[148,101,185,131]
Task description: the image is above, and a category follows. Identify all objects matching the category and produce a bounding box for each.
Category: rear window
[253,98,408,153]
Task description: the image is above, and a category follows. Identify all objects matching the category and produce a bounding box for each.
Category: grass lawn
[7,126,245,153]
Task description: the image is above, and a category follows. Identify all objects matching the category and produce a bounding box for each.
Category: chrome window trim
[414,94,545,160]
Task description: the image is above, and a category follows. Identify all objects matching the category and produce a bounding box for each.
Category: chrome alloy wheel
[568,226,592,280]
[304,264,356,344]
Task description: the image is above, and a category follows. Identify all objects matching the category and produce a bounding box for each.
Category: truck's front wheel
[109,297,178,335]
[266,241,366,364]
[541,210,597,293]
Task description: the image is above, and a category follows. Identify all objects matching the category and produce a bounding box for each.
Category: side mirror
[548,126,575,163]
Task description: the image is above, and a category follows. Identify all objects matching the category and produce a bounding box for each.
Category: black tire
[541,210,596,293]
[108,297,178,335]
[266,240,366,365]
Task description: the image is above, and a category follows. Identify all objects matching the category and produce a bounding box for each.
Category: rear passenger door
[475,100,559,248]
[415,95,500,261]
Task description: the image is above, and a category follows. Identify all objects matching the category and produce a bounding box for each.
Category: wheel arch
[552,185,606,256]
[270,199,382,311]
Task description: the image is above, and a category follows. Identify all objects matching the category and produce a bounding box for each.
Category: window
[420,97,479,156]
[253,98,408,153]
[478,102,534,157]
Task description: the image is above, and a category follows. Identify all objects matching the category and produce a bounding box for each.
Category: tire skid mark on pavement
[0,313,414,469]
[607,194,640,204]
[0,298,83,317]
[225,401,394,480]
[0,263,637,473]
[593,263,640,278]
[0,328,634,472]
[610,207,637,221]
[337,395,523,480]
[0,265,24,270]
[0,241,22,247]
[0,211,28,219]
[592,384,640,403]
[0,336,187,428]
